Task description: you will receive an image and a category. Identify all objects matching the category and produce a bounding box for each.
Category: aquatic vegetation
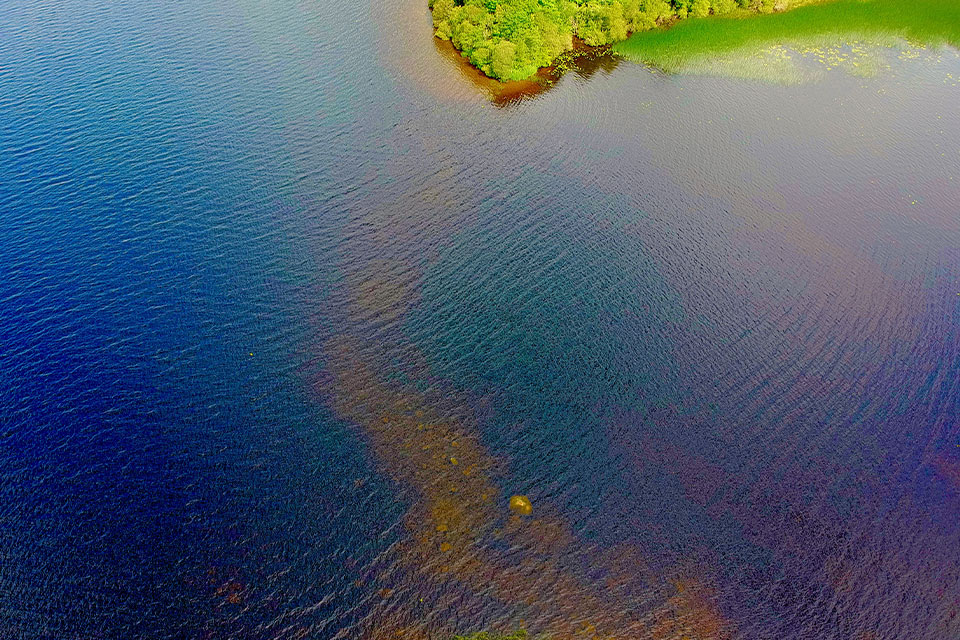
[430,0,782,80]
[615,0,960,77]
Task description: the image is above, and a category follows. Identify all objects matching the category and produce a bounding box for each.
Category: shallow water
[1,0,958,638]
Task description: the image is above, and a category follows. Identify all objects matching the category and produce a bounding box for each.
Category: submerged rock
[508,495,533,516]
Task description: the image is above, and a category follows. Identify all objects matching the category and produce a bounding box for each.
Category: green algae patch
[614,0,960,79]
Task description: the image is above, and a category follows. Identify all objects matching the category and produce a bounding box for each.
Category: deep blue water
[1,0,959,638]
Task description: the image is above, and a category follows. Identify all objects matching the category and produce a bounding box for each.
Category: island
[430,0,960,81]
[429,0,789,80]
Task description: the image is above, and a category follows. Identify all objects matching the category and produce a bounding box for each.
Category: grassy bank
[614,0,960,74]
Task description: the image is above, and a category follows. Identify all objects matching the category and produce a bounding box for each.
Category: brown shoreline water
[432,37,550,105]
[376,0,619,105]
[431,38,622,106]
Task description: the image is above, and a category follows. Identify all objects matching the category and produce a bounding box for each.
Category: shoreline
[432,36,620,105]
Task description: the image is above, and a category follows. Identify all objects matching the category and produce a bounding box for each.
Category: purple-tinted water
[0,0,958,638]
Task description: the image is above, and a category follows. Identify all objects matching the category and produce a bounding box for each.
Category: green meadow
[614,0,960,78]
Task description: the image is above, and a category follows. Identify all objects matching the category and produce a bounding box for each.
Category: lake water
[1,0,959,638]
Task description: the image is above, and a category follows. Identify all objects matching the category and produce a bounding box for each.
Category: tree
[491,40,518,78]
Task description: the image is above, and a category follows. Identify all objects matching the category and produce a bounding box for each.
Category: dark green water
[1,0,958,638]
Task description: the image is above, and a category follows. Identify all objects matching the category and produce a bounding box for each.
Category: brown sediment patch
[931,452,960,492]
[326,335,500,552]
[215,578,245,606]
[432,38,622,107]
[432,37,550,106]
[326,334,647,638]
[324,319,741,638]
[651,577,735,640]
